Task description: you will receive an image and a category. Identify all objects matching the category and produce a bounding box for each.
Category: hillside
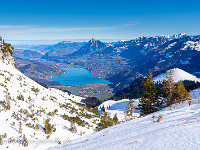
[42,41,86,60]
[113,68,200,100]
[13,50,44,59]
[50,89,200,150]
[0,39,102,149]
[154,68,200,83]
[14,57,65,86]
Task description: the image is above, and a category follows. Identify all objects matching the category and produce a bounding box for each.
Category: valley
[54,84,113,101]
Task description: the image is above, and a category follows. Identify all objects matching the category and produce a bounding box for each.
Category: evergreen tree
[45,118,54,135]
[162,70,176,106]
[94,106,100,116]
[21,134,28,147]
[125,99,136,120]
[138,72,160,115]
[19,121,22,134]
[0,136,2,145]
[172,81,190,103]
[101,105,105,113]
[95,113,114,131]
[113,113,118,124]
[70,120,77,133]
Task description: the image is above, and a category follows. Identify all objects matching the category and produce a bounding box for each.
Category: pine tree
[45,118,54,135]
[95,113,114,131]
[21,134,28,147]
[162,70,176,106]
[113,113,118,124]
[172,81,190,103]
[70,120,77,133]
[101,105,105,113]
[125,99,136,120]
[0,136,2,145]
[19,121,22,134]
[138,72,160,115]
[94,106,100,116]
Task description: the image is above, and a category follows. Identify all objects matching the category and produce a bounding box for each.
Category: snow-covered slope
[154,68,200,83]
[98,99,129,121]
[50,89,200,150]
[0,41,101,149]
[98,99,139,121]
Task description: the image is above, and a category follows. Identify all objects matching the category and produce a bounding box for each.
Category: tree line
[126,70,191,117]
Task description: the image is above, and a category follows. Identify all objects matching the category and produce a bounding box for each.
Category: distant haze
[8,39,121,46]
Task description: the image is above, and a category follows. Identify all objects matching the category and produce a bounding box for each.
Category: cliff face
[0,37,17,68]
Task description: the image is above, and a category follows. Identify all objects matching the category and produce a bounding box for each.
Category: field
[53,84,114,101]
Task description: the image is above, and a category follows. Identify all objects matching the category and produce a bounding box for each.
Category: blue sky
[0,0,200,43]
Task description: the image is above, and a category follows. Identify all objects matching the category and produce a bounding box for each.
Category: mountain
[0,38,102,149]
[69,39,112,56]
[43,41,86,60]
[109,33,200,92]
[13,50,44,59]
[50,89,200,150]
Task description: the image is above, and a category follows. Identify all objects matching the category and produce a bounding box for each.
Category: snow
[190,88,200,99]
[166,42,177,49]
[0,59,100,150]
[154,68,200,83]
[98,99,139,121]
[49,89,200,150]
[181,41,200,51]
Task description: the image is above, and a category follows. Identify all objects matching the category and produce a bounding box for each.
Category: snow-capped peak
[154,68,200,83]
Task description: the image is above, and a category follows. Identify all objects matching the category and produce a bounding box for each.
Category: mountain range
[41,33,200,93]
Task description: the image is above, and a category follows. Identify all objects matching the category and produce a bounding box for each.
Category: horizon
[6,32,194,46]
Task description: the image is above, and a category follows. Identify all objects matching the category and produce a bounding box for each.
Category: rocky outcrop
[0,37,17,69]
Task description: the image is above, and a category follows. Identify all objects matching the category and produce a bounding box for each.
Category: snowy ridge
[0,58,101,149]
[50,89,200,150]
[154,68,200,83]
[181,41,200,51]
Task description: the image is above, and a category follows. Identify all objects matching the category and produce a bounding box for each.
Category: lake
[50,67,110,85]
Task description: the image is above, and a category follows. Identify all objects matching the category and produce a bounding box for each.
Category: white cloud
[0,25,112,34]
[0,25,30,29]
[122,22,138,26]
[0,22,138,41]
